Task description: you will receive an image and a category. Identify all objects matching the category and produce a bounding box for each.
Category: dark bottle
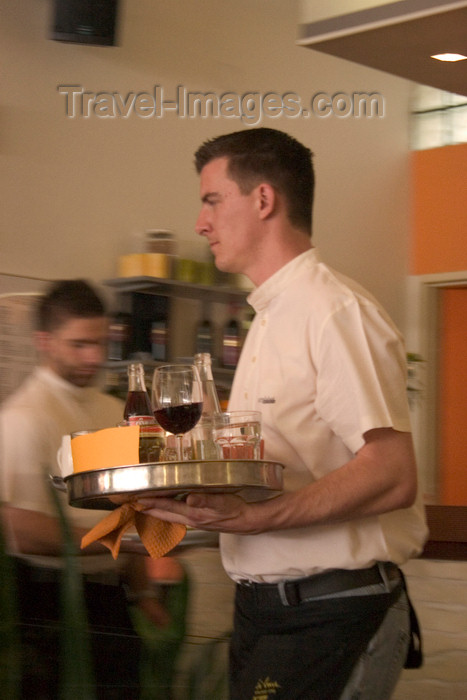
[151,320,168,361]
[139,423,165,463]
[222,305,242,369]
[108,312,131,361]
[195,318,214,356]
[124,362,165,462]
[123,362,153,423]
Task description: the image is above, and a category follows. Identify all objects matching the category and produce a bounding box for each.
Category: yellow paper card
[71,426,140,472]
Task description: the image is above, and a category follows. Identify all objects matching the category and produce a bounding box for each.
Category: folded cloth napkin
[81,501,186,559]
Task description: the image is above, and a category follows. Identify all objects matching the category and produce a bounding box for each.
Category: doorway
[438,286,467,505]
[410,273,467,505]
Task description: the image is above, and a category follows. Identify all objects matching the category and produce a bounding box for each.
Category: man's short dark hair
[194,128,314,234]
[37,279,106,332]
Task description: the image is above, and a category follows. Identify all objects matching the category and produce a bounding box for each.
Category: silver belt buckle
[277,580,291,606]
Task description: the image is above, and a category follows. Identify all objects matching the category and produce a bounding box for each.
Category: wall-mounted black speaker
[51,0,119,46]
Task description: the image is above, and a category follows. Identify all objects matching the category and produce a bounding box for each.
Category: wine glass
[152,364,203,462]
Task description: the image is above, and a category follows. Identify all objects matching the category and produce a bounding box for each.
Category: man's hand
[139,492,265,535]
[138,428,418,536]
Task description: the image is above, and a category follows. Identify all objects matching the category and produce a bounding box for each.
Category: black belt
[239,562,401,606]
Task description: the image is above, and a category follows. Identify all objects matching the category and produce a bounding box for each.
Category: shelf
[104,276,249,305]
[103,276,246,393]
[104,358,235,381]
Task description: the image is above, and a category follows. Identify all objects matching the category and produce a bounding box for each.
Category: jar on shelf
[144,230,178,278]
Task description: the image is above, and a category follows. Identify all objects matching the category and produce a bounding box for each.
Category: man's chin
[213,257,236,275]
[70,373,98,388]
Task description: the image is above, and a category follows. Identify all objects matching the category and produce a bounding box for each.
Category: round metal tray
[64,459,284,510]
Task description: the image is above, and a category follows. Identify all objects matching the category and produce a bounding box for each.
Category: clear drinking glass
[152,364,203,462]
[213,410,262,460]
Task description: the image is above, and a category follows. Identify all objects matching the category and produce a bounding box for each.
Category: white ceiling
[297,0,467,97]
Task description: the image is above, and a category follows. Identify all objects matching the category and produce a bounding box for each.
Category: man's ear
[255,183,276,220]
[34,331,51,354]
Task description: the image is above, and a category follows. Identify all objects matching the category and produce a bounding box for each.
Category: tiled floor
[393,559,467,699]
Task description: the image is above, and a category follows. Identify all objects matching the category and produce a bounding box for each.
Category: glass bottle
[123,362,153,422]
[195,318,214,356]
[108,312,131,361]
[190,353,221,460]
[123,362,165,463]
[151,320,168,361]
[222,304,242,369]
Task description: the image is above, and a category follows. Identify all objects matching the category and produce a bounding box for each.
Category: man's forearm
[138,428,418,534]
[1,505,108,555]
[258,427,418,532]
[2,505,149,557]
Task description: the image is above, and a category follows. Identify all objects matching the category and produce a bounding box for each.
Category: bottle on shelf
[108,312,131,361]
[190,352,222,460]
[195,317,214,356]
[151,320,168,361]
[123,362,165,462]
[222,304,242,369]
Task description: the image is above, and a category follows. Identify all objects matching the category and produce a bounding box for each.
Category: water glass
[213,411,262,460]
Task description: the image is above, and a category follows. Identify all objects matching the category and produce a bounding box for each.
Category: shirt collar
[248,248,321,313]
[36,366,95,402]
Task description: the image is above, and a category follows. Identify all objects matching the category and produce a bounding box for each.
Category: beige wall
[1,0,413,328]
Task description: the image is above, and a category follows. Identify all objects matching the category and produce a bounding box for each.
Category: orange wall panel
[439,288,467,505]
[411,144,467,275]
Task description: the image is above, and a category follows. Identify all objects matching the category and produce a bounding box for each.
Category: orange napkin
[71,426,140,472]
[81,501,186,559]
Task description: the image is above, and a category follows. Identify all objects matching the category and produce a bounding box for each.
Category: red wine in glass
[154,402,202,435]
[152,364,203,461]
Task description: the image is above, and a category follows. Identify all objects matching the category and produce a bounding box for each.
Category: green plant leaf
[46,472,97,700]
[0,505,21,699]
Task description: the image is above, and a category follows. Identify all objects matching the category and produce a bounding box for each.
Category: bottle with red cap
[123,362,164,462]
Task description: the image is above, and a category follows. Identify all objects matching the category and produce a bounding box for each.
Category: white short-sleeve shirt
[0,366,125,569]
[221,249,428,583]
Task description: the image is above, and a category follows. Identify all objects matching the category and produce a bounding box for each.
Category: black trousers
[229,573,403,700]
[13,558,141,700]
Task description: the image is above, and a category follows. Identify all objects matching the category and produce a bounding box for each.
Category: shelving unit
[104,276,248,304]
[103,276,249,399]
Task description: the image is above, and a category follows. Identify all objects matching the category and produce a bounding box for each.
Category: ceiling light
[431,53,467,62]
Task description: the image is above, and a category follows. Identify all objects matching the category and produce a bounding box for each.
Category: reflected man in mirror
[0,279,149,698]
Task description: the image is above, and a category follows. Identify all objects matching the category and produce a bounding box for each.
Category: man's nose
[195,210,209,236]
[84,344,104,365]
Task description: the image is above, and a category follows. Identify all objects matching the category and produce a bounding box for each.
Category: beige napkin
[81,501,186,559]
